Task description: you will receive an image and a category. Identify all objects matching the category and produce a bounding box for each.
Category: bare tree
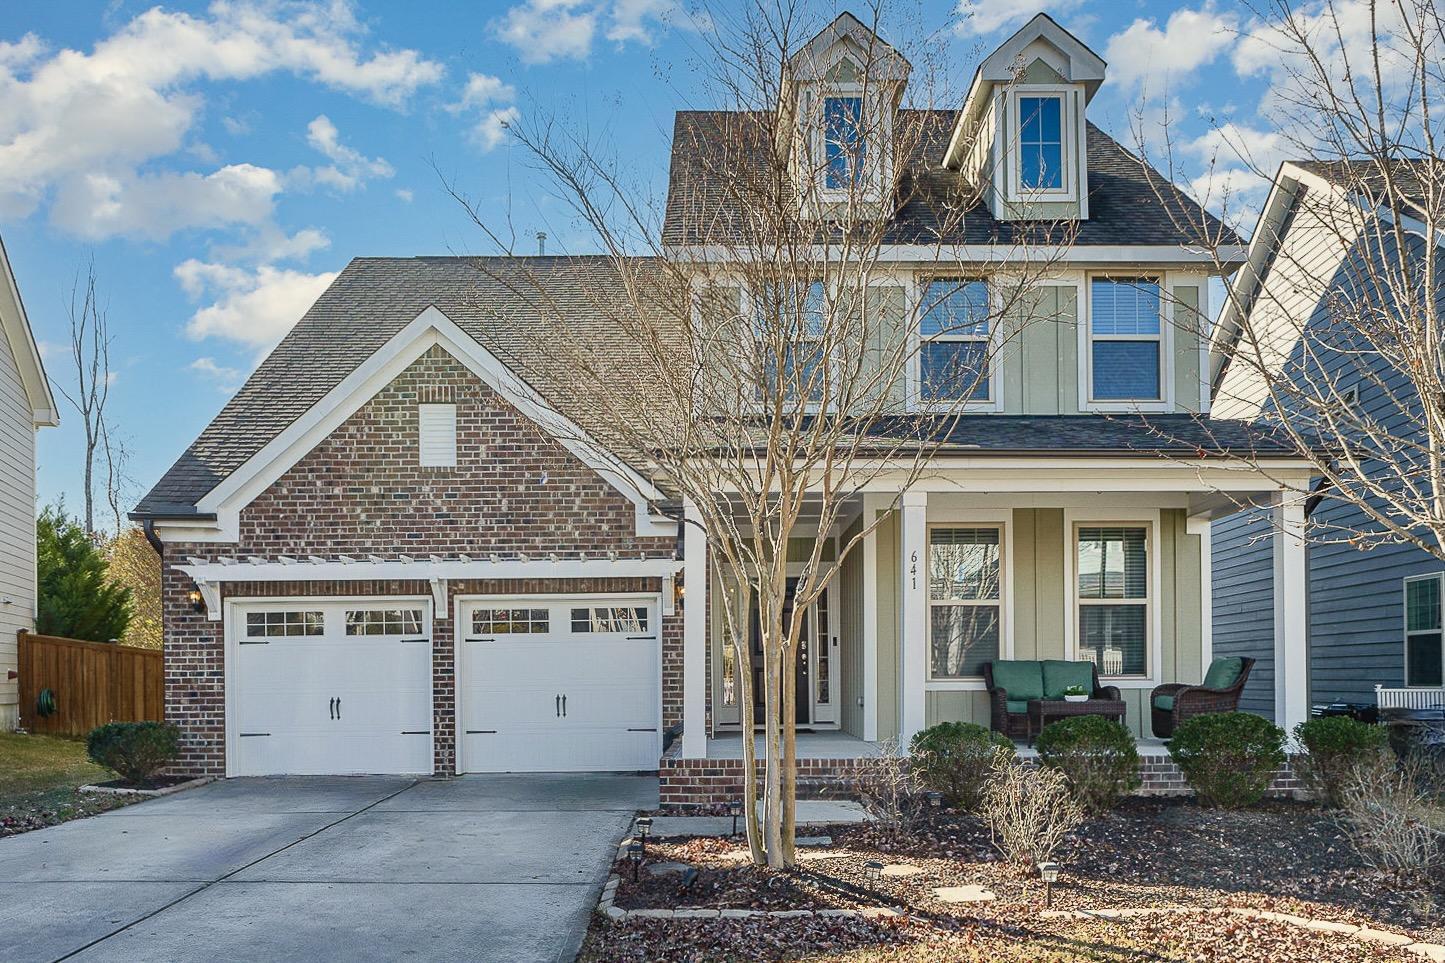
[1140,0,1445,561]
[450,1,1076,868]
[56,260,123,538]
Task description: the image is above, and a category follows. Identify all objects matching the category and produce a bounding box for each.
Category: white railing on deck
[1376,685,1445,709]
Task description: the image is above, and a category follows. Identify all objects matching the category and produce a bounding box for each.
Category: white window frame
[1079,273,1174,413]
[821,88,866,194]
[910,275,1001,412]
[740,278,837,413]
[1063,508,1162,687]
[924,510,1012,691]
[1006,87,1077,203]
[1403,573,1445,687]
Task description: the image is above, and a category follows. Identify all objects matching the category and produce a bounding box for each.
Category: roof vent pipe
[536,231,547,256]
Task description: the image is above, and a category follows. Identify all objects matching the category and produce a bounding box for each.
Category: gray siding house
[1211,161,1445,716]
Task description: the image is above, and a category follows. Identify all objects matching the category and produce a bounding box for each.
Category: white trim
[923,508,1013,692]
[1078,273,1174,413]
[667,244,1249,267]
[0,236,58,426]
[192,306,674,541]
[1402,572,1444,688]
[224,595,435,779]
[452,592,662,775]
[861,493,883,741]
[681,500,708,758]
[898,491,928,742]
[1198,521,1213,667]
[1005,87,1078,204]
[1062,508,1164,688]
[1272,498,1309,733]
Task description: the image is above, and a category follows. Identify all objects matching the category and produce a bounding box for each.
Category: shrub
[981,760,1084,868]
[1294,716,1393,808]
[1168,712,1286,808]
[1335,755,1445,883]
[1035,716,1141,813]
[86,722,179,786]
[850,738,920,835]
[909,721,1016,811]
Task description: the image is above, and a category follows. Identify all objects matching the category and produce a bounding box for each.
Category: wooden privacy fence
[17,631,163,736]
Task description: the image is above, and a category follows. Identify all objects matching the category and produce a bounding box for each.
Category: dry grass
[0,732,132,835]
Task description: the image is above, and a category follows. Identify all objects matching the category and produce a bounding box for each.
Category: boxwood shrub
[1168,712,1286,808]
[1293,716,1392,808]
[1035,715,1142,813]
[86,721,180,787]
[909,721,1015,811]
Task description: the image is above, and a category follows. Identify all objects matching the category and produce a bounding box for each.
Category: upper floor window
[919,279,990,403]
[1089,277,1162,402]
[824,96,865,190]
[754,279,827,402]
[1404,574,1444,687]
[1018,95,1063,191]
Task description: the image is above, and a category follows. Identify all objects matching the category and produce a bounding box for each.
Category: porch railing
[1375,685,1445,710]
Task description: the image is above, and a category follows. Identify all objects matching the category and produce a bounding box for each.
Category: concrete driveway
[0,773,655,963]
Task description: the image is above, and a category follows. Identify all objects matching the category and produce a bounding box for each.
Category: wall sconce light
[187,586,205,614]
[673,577,685,611]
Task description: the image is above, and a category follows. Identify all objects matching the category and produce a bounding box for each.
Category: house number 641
[910,550,918,590]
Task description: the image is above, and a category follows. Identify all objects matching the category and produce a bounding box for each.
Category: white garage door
[229,600,433,776]
[458,595,661,773]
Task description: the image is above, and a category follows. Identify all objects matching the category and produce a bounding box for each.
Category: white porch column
[681,499,708,759]
[861,494,884,742]
[899,491,928,745]
[1272,495,1309,736]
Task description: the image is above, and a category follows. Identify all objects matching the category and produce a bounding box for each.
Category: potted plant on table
[1061,684,1089,703]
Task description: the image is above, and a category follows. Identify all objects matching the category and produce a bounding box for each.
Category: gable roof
[135,256,669,518]
[0,235,58,427]
[663,110,1238,249]
[785,11,911,82]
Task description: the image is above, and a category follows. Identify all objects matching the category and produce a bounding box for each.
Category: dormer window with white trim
[823,94,865,190]
[1018,95,1064,191]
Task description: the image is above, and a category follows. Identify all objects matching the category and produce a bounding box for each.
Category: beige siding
[1172,284,1204,412]
[0,318,37,728]
[1001,285,1080,415]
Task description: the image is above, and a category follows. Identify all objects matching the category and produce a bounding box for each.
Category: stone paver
[880,863,921,877]
[932,885,996,903]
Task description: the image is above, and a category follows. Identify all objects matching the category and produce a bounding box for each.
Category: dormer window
[1018,96,1063,190]
[824,95,865,190]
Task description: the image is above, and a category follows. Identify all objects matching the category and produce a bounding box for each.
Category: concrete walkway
[0,773,656,963]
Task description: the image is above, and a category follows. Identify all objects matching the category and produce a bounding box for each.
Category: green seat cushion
[1006,699,1029,715]
[990,660,1045,702]
[1042,660,1094,699]
[1201,657,1244,691]
[1153,694,1175,712]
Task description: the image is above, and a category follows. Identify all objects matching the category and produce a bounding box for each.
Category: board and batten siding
[0,313,38,729]
[878,508,1206,739]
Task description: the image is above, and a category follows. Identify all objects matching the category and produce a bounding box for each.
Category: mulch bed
[0,787,138,837]
[594,797,1444,960]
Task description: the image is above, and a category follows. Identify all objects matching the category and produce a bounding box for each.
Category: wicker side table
[1027,698,1127,744]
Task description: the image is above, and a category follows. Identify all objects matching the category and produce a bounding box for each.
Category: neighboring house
[135,13,1315,793]
[1212,161,1445,715]
[0,236,60,730]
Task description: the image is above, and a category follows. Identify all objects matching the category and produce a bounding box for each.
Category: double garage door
[228,595,660,776]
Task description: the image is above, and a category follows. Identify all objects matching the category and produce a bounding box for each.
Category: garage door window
[345,608,424,635]
[245,610,324,638]
[472,608,550,634]
[571,606,649,633]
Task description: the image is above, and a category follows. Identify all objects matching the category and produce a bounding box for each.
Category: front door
[748,578,836,728]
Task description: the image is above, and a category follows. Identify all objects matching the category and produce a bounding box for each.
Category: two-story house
[0,236,59,730]
[1212,159,1445,718]
[134,13,1315,801]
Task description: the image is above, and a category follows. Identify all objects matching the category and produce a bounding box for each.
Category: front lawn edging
[78,776,214,798]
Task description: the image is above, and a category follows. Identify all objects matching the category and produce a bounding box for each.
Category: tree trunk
[781,632,798,868]
[732,628,763,864]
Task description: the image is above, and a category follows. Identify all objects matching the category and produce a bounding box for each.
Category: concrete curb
[1038,906,1444,958]
[78,776,215,798]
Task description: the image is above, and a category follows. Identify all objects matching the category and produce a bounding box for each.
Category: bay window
[1089,277,1163,402]
[928,526,1002,679]
[1404,574,1444,686]
[919,279,991,403]
[1075,525,1150,677]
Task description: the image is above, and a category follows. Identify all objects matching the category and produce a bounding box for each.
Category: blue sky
[2,0,1301,518]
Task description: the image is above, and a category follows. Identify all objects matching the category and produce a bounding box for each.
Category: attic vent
[418,403,457,467]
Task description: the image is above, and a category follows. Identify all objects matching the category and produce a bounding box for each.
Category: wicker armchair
[983,661,1121,740]
[1150,656,1256,738]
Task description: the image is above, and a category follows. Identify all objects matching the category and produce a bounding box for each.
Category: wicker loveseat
[982,660,1122,741]
[1149,656,1256,738]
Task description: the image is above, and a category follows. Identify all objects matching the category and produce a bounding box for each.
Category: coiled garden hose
[36,687,56,718]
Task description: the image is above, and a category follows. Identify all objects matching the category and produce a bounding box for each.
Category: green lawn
[0,732,131,834]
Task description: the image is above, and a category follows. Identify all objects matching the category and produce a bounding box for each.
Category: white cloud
[954,0,1086,38]
[189,356,245,391]
[176,258,338,350]
[395,188,413,202]
[0,0,443,236]
[607,0,699,45]
[50,163,283,240]
[290,114,393,192]
[1185,123,1292,222]
[211,224,330,264]
[450,73,519,152]
[493,0,597,64]
[1104,5,1238,94]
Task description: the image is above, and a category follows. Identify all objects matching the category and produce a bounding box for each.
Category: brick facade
[159,345,681,777]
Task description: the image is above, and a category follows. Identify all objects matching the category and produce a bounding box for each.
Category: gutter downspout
[141,518,164,559]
